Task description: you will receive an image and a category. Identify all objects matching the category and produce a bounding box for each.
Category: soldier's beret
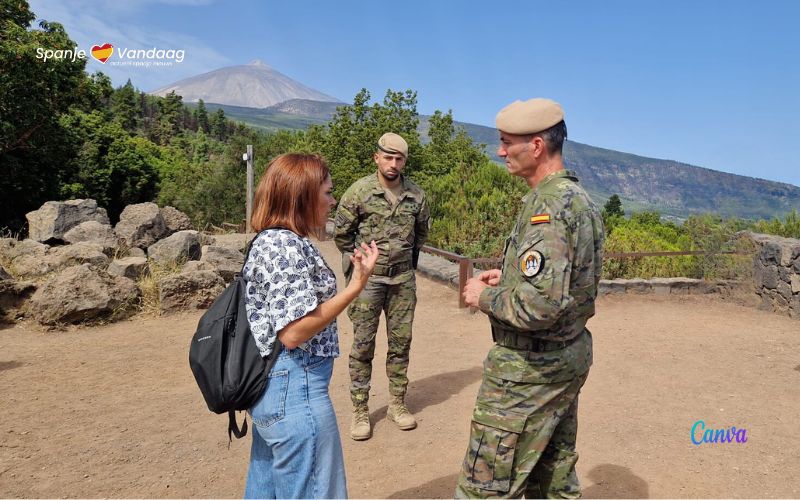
[377,132,408,157]
[495,98,564,135]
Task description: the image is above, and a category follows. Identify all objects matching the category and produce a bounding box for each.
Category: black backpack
[189,228,282,442]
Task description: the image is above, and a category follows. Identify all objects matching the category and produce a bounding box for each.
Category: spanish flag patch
[530,213,551,225]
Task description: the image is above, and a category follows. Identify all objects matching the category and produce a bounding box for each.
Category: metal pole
[246,144,253,235]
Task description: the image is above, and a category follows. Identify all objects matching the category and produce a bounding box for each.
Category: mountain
[150,60,341,108]
[168,61,799,221]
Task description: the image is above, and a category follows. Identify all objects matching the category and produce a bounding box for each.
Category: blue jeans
[244,349,347,499]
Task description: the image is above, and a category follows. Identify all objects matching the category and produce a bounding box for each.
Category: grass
[137,259,185,317]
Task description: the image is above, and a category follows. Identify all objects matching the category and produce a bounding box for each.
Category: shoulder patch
[530,213,551,225]
[520,250,544,278]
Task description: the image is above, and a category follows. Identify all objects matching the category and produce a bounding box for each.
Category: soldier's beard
[380,170,399,181]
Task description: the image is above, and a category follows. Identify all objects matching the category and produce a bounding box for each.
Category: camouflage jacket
[334,173,429,285]
[478,169,605,344]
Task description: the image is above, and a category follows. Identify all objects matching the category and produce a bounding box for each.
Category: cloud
[28,0,229,91]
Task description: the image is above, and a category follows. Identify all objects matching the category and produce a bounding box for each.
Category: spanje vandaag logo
[36,42,184,67]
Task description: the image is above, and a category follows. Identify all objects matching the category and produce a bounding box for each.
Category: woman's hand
[348,240,379,292]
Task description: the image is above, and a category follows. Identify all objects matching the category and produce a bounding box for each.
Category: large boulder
[115,203,168,249]
[9,242,108,280]
[26,199,110,243]
[0,239,50,277]
[107,257,148,280]
[63,221,119,255]
[147,230,201,265]
[0,279,36,322]
[199,245,244,282]
[28,264,140,325]
[158,270,224,313]
[160,206,193,235]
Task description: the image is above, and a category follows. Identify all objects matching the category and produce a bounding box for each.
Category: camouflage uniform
[334,172,429,405]
[456,170,604,499]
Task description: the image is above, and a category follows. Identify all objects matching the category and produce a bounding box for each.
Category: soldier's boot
[350,404,372,441]
[387,394,417,430]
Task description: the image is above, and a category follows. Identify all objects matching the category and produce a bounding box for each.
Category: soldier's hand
[478,269,502,286]
[348,240,379,291]
[463,277,488,308]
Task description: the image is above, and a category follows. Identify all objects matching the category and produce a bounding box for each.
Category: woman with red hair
[242,153,378,498]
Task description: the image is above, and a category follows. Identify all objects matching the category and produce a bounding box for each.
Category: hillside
[203,101,800,220]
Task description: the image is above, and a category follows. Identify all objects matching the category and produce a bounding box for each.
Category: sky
[28,0,800,188]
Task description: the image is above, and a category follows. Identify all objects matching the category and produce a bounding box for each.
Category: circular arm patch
[520,250,544,277]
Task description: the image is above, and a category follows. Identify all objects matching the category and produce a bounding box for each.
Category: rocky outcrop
[158,270,224,313]
[160,206,193,235]
[114,203,168,249]
[26,199,110,243]
[107,257,148,280]
[198,245,244,282]
[0,277,36,322]
[28,264,140,325]
[147,230,201,265]
[63,221,119,255]
[4,242,108,280]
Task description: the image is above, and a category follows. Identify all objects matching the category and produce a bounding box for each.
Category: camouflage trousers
[348,276,416,406]
[455,368,589,499]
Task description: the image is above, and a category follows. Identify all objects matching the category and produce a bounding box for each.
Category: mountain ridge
[167,63,799,220]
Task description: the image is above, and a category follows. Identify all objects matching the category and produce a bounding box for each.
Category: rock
[26,199,110,243]
[2,240,51,277]
[791,274,800,294]
[777,281,793,301]
[28,264,140,325]
[198,233,217,246]
[0,265,12,281]
[147,230,201,265]
[160,206,193,235]
[126,247,147,259]
[45,242,109,271]
[7,242,109,280]
[181,260,212,273]
[0,279,36,322]
[115,203,168,249]
[63,221,119,255]
[760,265,780,290]
[158,270,224,313]
[107,257,148,280]
[618,278,652,293]
[199,245,244,282]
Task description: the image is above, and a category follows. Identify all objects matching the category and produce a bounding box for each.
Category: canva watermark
[35,42,185,66]
[691,420,748,445]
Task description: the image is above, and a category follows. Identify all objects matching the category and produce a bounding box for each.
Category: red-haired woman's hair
[251,153,330,236]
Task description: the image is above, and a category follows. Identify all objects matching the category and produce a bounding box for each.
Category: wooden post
[245,144,253,235]
[459,258,474,309]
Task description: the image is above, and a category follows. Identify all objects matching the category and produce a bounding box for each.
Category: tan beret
[495,98,564,135]
[377,132,408,157]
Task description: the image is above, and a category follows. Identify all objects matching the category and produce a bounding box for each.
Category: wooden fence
[421,245,740,308]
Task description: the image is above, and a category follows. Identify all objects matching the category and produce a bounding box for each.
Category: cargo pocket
[461,404,526,492]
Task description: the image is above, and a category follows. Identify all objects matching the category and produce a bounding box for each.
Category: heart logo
[91,43,113,63]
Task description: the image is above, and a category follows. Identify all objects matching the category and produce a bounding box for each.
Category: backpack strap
[226,328,284,444]
[228,410,247,446]
[241,226,291,274]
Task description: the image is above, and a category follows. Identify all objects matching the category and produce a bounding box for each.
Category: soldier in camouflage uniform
[334,133,430,441]
[456,99,604,498]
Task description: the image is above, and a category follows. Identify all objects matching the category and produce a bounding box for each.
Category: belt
[491,325,579,352]
[372,261,412,277]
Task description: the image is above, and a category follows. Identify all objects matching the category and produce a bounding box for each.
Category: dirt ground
[1,237,799,498]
